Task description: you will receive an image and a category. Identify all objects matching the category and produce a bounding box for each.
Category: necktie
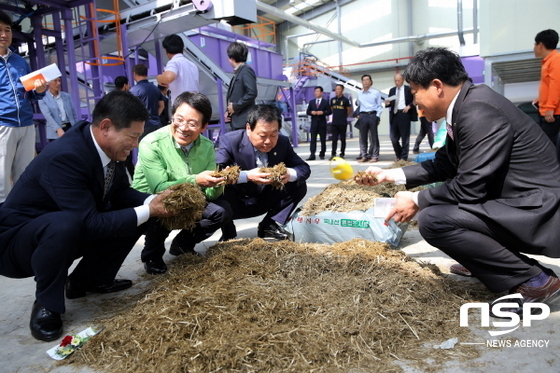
[103,161,116,199]
[316,99,320,108]
[393,88,400,114]
[446,122,454,140]
[256,151,268,168]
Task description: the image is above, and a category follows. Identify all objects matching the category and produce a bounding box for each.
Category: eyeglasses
[172,117,200,129]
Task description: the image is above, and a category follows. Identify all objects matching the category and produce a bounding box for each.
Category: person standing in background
[226,41,258,131]
[114,75,130,91]
[129,63,165,138]
[355,75,383,163]
[0,9,47,203]
[157,34,199,104]
[158,85,171,127]
[38,77,78,142]
[305,86,331,160]
[412,109,434,154]
[386,73,417,161]
[330,84,352,160]
[533,29,560,159]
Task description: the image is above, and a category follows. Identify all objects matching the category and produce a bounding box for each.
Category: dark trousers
[358,113,380,159]
[539,115,560,161]
[418,204,543,293]
[331,124,347,156]
[413,117,434,152]
[141,197,233,262]
[220,181,307,237]
[390,111,411,160]
[0,211,148,314]
[309,123,327,157]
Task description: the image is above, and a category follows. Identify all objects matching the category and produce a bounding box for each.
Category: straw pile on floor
[69,239,488,373]
[159,183,207,230]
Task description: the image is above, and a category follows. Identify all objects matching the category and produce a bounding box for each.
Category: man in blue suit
[38,77,78,141]
[0,91,175,342]
[216,105,310,240]
[305,86,331,160]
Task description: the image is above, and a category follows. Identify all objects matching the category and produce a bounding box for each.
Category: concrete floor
[1,135,559,373]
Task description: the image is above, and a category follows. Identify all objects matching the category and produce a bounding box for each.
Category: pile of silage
[211,165,241,185]
[260,162,288,190]
[70,238,489,373]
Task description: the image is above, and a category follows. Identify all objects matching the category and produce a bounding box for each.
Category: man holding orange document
[0,10,46,203]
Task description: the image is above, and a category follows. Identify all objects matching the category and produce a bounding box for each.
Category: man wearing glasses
[132,92,233,275]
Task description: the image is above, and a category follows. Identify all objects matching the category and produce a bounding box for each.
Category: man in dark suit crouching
[358,47,560,316]
[0,91,175,341]
[216,105,311,240]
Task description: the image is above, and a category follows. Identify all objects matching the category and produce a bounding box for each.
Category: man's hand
[148,190,176,218]
[56,128,65,137]
[227,102,235,115]
[355,166,396,186]
[34,79,47,93]
[386,191,418,223]
[403,105,410,113]
[280,172,290,184]
[545,110,556,123]
[195,170,224,187]
[246,168,274,185]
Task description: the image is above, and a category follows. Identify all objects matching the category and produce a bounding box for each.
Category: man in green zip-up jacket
[133,92,232,274]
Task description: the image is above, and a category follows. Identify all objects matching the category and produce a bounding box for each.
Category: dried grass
[159,183,207,230]
[260,162,288,190]
[69,239,489,373]
[211,166,241,186]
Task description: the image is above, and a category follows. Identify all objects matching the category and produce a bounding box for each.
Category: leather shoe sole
[66,278,133,299]
[144,259,167,275]
[30,301,63,342]
[450,263,472,277]
[169,243,198,256]
[257,223,290,241]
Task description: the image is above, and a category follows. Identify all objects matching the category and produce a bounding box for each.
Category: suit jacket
[38,91,78,139]
[306,97,331,128]
[0,120,150,245]
[226,64,258,130]
[387,85,417,123]
[215,129,311,198]
[403,80,560,257]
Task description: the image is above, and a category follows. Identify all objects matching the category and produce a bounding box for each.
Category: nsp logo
[460,293,550,336]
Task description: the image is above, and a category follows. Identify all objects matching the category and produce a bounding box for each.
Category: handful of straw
[159,183,207,230]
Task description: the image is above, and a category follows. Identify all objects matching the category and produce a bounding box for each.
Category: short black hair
[132,63,148,77]
[361,74,372,82]
[114,75,129,90]
[171,91,212,125]
[92,90,149,130]
[0,10,12,27]
[535,29,559,50]
[227,42,248,63]
[314,86,324,92]
[162,34,184,54]
[403,47,469,89]
[335,84,344,90]
[246,104,282,131]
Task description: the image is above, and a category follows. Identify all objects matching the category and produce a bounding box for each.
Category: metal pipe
[407,0,413,56]
[360,28,475,48]
[457,0,465,46]
[284,31,316,65]
[473,0,478,44]
[336,0,342,68]
[256,1,361,48]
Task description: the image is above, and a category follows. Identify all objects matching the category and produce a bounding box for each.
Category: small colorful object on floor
[330,156,353,180]
[46,327,99,360]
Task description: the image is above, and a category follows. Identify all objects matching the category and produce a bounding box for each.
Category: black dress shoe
[144,259,167,275]
[319,156,325,160]
[169,242,198,256]
[257,221,290,240]
[30,301,63,342]
[66,277,133,299]
[306,156,316,161]
[491,275,560,318]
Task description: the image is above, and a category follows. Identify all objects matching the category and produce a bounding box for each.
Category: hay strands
[159,183,207,231]
[259,162,287,190]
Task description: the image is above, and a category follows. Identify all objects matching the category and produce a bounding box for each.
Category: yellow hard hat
[330,157,354,180]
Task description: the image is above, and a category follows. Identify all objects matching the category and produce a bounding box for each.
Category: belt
[360,111,376,115]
